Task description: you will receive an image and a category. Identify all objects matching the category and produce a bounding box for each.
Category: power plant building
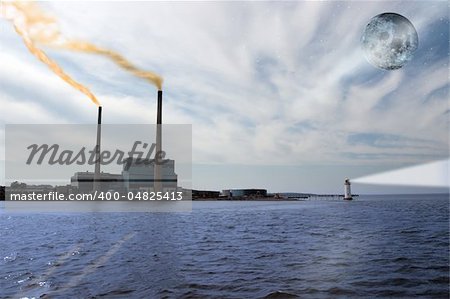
[71,158,178,193]
[222,189,267,198]
[122,157,177,192]
[71,172,123,193]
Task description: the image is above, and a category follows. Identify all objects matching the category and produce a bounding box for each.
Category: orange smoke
[62,41,163,90]
[1,2,100,106]
[5,1,163,91]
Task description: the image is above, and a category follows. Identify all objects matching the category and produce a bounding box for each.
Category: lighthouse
[344,178,353,200]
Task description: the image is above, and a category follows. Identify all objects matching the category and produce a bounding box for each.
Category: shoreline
[192,197,305,201]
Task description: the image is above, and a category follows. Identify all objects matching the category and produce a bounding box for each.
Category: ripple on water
[3,252,18,263]
[262,290,299,298]
[0,195,448,298]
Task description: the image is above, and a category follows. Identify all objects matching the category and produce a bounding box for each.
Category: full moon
[361,13,418,70]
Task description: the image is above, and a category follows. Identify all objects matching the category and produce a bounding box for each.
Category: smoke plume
[1,1,163,107]
[1,1,100,106]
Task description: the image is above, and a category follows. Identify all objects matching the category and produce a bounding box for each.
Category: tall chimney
[154,90,162,192]
[93,106,102,192]
[157,90,162,126]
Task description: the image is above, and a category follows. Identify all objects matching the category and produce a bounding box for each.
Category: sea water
[0,194,448,298]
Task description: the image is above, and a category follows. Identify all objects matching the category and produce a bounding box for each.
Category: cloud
[1,1,448,174]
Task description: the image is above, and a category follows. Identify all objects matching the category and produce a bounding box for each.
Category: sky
[0,1,448,194]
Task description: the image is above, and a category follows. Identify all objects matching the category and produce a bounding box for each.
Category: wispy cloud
[0,1,448,191]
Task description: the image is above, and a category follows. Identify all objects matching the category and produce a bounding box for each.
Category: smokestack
[93,106,102,191]
[154,90,162,192]
[157,90,162,125]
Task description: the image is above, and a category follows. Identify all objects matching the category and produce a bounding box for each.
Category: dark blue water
[1,194,448,298]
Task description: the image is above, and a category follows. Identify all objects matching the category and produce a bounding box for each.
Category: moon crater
[361,13,418,70]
